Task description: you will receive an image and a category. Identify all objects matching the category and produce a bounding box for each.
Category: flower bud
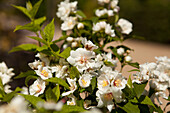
[117,47,125,55]
[125,55,132,62]
[71,41,78,48]
[66,37,74,42]
[63,44,68,49]
[77,23,84,29]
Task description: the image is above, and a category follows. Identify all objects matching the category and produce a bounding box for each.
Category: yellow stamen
[102,80,109,87]
[69,102,75,105]
[104,93,113,101]
[82,79,87,86]
[114,79,122,87]
[36,84,42,93]
[41,70,48,77]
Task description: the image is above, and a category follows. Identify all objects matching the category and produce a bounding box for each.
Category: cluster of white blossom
[63,37,82,49]
[0,62,15,94]
[133,56,170,104]
[95,9,114,17]
[92,21,115,37]
[57,0,81,31]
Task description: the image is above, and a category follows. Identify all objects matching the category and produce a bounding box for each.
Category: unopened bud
[66,37,74,42]
[71,42,78,48]
[117,47,125,55]
[77,23,84,29]
[125,55,132,62]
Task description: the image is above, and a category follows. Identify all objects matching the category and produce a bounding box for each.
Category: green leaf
[9,44,38,53]
[58,47,71,59]
[128,62,139,69]
[52,85,60,101]
[69,66,80,79]
[44,19,55,42]
[50,43,59,52]
[53,35,68,43]
[29,0,43,18]
[128,69,140,72]
[0,78,4,90]
[12,5,32,20]
[76,10,86,18]
[33,16,46,25]
[15,70,35,79]
[14,22,40,32]
[61,105,86,113]
[28,36,47,45]
[45,87,57,102]
[127,75,133,88]
[3,87,22,102]
[46,77,70,89]
[19,94,45,108]
[25,75,38,87]
[91,76,96,91]
[104,60,115,67]
[122,85,135,99]
[119,102,140,113]
[133,81,147,98]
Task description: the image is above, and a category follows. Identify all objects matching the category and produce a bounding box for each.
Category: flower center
[102,80,109,87]
[104,93,113,101]
[41,70,48,77]
[36,84,42,93]
[69,102,75,105]
[113,79,122,87]
[82,79,87,86]
[79,56,87,64]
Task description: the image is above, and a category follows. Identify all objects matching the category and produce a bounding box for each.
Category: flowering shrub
[0,0,169,113]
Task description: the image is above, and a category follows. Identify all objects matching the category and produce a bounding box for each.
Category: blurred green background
[0,0,170,76]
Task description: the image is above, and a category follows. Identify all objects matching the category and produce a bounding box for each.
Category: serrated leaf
[91,76,96,91]
[12,5,32,20]
[19,94,45,108]
[119,102,140,113]
[46,77,70,89]
[25,75,38,87]
[69,66,80,79]
[139,96,156,109]
[15,70,35,79]
[33,16,46,25]
[37,45,48,52]
[76,10,86,18]
[53,35,68,43]
[45,87,57,102]
[58,47,71,59]
[133,81,147,98]
[44,19,55,42]
[9,44,38,53]
[52,85,60,101]
[29,0,43,18]
[61,105,86,113]
[127,75,133,88]
[3,87,22,102]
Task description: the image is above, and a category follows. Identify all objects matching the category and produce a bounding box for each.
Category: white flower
[0,96,31,113]
[38,101,63,111]
[51,65,68,78]
[79,74,92,88]
[56,0,78,20]
[61,17,77,31]
[81,38,98,51]
[35,65,52,80]
[95,9,108,17]
[117,18,133,34]
[77,23,84,29]
[96,89,114,112]
[35,53,50,66]
[4,85,12,93]
[0,62,15,85]
[62,78,77,96]
[117,47,125,55]
[110,0,119,9]
[66,37,74,42]
[132,72,149,84]
[29,78,46,97]
[107,10,114,16]
[28,60,42,70]
[21,87,29,95]
[125,55,132,62]
[155,56,170,65]
[67,95,76,105]
[97,74,110,91]
[98,0,110,4]
[71,41,78,48]
[67,48,96,73]
[103,52,117,67]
